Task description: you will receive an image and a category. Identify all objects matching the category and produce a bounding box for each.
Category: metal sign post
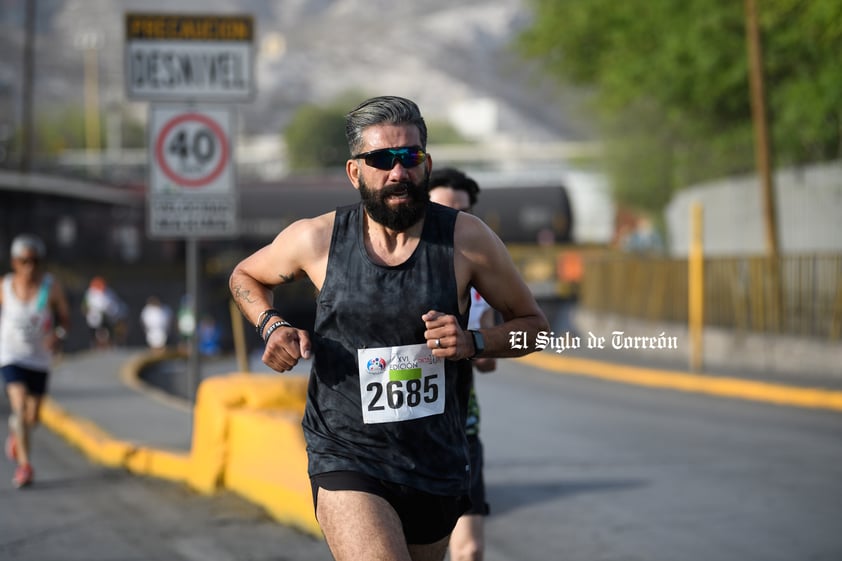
[185,237,200,401]
[146,105,237,401]
[129,12,253,402]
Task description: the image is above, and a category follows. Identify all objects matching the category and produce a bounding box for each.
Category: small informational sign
[126,13,255,101]
[147,105,238,238]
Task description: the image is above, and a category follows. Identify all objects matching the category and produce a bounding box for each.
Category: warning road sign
[148,105,238,238]
[125,13,255,101]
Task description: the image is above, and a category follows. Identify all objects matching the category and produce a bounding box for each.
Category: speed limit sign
[148,105,238,238]
[150,106,233,193]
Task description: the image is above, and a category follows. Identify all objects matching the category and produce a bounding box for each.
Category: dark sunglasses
[15,257,39,265]
[351,146,427,170]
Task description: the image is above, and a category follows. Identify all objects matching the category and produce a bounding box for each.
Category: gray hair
[345,96,428,156]
[11,233,46,259]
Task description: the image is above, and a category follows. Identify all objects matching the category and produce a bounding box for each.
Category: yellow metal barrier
[185,373,318,536]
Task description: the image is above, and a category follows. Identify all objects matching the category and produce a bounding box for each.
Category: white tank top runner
[0,274,53,371]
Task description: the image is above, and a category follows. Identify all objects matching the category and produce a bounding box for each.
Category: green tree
[36,107,89,154]
[1,106,151,173]
[517,0,842,213]
[8,108,95,152]
[427,121,471,145]
[122,115,146,149]
[285,102,351,172]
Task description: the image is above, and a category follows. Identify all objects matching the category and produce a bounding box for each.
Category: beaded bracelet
[256,309,281,336]
[263,319,293,343]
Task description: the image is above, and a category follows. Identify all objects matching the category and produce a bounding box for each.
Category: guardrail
[579,253,842,340]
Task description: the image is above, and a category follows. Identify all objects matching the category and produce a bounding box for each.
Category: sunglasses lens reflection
[365,148,426,170]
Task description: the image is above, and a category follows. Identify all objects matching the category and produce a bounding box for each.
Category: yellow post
[84,46,101,153]
[830,282,842,341]
[688,203,704,371]
[229,299,251,373]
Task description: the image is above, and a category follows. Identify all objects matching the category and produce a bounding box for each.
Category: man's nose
[387,159,411,180]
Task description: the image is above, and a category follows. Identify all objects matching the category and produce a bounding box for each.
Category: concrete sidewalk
[48,348,193,453]
[44,348,308,456]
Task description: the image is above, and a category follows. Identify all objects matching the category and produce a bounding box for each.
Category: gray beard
[359,176,430,232]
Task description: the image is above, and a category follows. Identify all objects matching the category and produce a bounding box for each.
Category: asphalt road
[478,360,842,561]
[0,397,332,561]
[2,357,841,561]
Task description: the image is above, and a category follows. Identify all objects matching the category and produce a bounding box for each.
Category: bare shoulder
[233,210,336,290]
[280,210,336,257]
[453,211,506,256]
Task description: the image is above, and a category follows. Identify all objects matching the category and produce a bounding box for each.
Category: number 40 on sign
[149,105,234,194]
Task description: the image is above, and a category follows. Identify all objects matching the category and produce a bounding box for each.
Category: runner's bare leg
[449,514,484,561]
[316,488,449,561]
[6,383,29,465]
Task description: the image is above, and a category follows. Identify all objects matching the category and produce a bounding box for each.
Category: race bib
[357,343,445,424]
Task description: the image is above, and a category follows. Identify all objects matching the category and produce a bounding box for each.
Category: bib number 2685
[357,343,445,424]
[366,375,439,411]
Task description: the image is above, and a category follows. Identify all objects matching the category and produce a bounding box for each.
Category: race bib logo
[366,357,387,373]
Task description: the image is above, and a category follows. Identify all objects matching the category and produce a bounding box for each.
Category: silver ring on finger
[435,338,442,348]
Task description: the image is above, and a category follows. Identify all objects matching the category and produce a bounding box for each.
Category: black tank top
[303,202,470,496]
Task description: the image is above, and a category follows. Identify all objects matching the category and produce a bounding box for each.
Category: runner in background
[429,167,496,561]
[81,276,123,349]
[1,234,71,488]
[140,296,172,352]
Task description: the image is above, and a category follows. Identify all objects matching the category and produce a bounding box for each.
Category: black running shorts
[1,364,49,396]
[310,470,471,545]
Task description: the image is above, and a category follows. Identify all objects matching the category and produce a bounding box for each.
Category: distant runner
[2,234,71,488]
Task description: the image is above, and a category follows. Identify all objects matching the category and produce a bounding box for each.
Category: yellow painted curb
[42,353,320,537]
[41,397,133,468]
[40,397,190,483]
[517,353,842,413]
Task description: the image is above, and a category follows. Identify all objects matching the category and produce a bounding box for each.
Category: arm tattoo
[232,284,257,304]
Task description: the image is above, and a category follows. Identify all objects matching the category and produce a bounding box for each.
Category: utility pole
[745,0,783,331]
[20,0,36,173]
[744,0,780,259]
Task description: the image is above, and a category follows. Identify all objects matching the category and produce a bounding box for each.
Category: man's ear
[346,159,361,190]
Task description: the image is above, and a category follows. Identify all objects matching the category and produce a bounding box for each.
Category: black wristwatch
[468,330,485,360]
